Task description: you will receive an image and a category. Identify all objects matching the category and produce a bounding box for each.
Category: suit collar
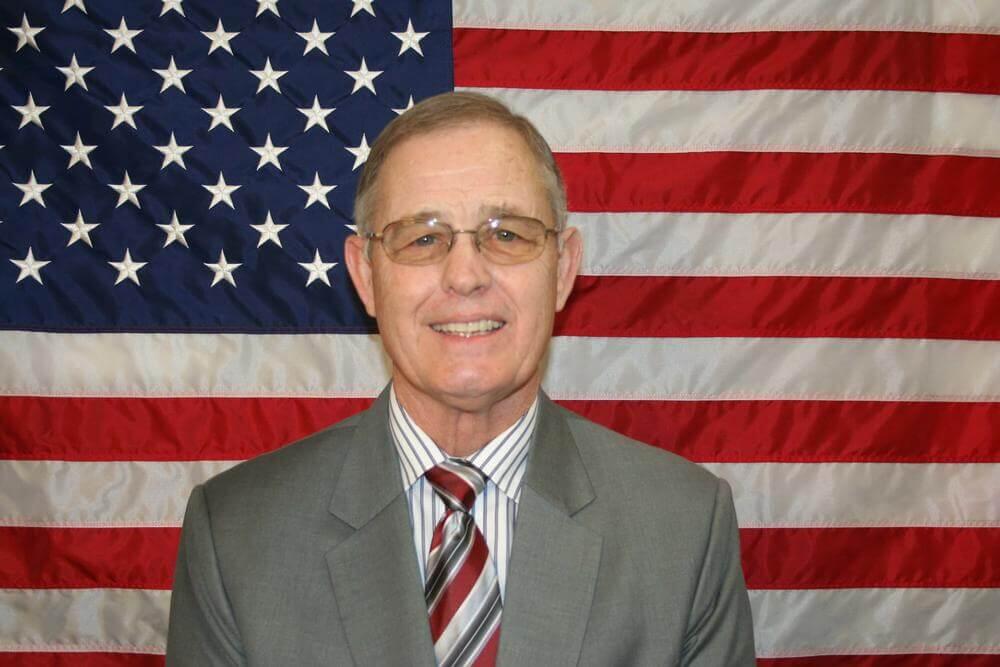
[327,387,401,529]
[497,393,602,664]
[522,392,596,517]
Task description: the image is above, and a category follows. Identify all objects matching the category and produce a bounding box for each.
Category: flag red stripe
[557,275,1000,340]
[6,525,998,591]
[0,655,163,667]
[4,397,998,463]
[0,527,179,589]
[0,396,372,461]
[556,152,1000,217]
[742,528,1000,590]
[758,656,1000,667]
[562,400,1000,463]
[454,28,1000,94]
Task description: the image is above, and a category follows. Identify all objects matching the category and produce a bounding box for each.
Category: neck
[392,378,539,458]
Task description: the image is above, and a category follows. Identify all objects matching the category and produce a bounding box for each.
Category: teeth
[432,320,504,337]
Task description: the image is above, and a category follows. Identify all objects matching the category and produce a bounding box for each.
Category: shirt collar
[389,386,537,503]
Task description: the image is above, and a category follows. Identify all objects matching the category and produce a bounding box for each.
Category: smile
[430,319,505,338]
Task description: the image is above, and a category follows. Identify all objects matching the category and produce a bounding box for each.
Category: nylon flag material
[1,0,999,664]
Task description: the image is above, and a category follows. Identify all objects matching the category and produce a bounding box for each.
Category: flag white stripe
[701,462,1000,528]
[453,0,1000,34]
[2,587,998,656]
[0,460,236,527]
[0,588,170,653]
[4,332,999,401]
[572,212,1000,280]
[750,588,1000,658]
[4,460,997,528]
[462,87,1000,157]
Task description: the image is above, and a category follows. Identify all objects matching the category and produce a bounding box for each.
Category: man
[167,92,755,665]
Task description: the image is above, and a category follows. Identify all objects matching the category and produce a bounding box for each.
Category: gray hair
[353,91,568,237]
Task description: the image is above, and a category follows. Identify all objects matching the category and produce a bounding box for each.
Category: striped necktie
[424,459,502,667]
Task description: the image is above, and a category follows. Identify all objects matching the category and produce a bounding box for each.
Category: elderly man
[166,92,755,665]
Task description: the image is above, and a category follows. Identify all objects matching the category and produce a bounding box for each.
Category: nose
[440,231,492,296]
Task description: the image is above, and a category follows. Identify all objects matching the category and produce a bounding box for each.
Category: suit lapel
[497,396,603,666]
[325,391,437,666]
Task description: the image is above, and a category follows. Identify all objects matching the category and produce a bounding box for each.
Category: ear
[344,233,377,318]
[554,226,583,312]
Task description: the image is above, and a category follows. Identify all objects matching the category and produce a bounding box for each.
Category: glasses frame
[363,215,560,266]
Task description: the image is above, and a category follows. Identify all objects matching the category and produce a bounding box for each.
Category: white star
[153,56,191,93]
[256,0,280,17]
[105,93,142,130]
[392,95,415,115]
[11,93,49,130]
[61,132,97,169]
[62,210,99,247]
[297,19,333,55]
[104,17,142,54]
[345,57,382,95]
[8,14,44,52]
[13,171,52,207]
[62,0,87,14]
[56,54,94,91]
[299,95,334,132]
[250,57,287,94]
[299,250,336,287]
[205,250,240,287]
[203,172,241,209]
[10,248,50,284]
[298,172,336,209]
[201,20,238,55]
[109,171,146,208]
[153,132,192,170]
[250,211,287,247]
[202,95,240,131]
[109,249,146,286]
[350,0,375,17]
[345,133,370,171]
[392,20,428,56]
[157,210,193,247]
[161,0,184,16]
[251,133,288,171]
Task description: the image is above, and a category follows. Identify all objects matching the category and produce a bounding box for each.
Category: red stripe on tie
[454,28,1000,94]
[557,152,1000,217]
[429,521,492,642]
[556,275,1000,341]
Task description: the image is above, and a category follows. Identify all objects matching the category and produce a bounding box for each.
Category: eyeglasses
[363,215,559,266]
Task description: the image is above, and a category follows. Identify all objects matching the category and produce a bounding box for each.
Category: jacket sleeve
[681,478,757,666]
[166,484,246,666]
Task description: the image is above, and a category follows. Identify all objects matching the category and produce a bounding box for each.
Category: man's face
[345,121,582,414]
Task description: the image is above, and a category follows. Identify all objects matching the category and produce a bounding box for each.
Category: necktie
[424,459,502,667]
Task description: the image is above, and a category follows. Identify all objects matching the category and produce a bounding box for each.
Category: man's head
[344,92,582,417]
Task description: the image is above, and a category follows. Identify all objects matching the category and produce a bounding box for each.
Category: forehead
[375,121,547,219]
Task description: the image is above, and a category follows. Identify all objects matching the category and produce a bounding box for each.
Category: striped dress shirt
[388,387,537,598]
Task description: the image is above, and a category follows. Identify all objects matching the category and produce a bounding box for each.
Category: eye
[493,228,524,243]
[412,234,440,247]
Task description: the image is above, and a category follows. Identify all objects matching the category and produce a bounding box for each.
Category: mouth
[430,319,506,338]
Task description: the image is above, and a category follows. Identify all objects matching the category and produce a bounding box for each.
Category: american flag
[2,0,999,664]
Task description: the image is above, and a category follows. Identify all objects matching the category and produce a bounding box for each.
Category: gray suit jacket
[166,390,755,665]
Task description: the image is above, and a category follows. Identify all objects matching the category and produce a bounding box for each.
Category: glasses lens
[382,219,452,265]
[479,217,549,264]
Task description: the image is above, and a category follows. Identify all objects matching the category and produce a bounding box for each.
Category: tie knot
[425,459,486,512]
